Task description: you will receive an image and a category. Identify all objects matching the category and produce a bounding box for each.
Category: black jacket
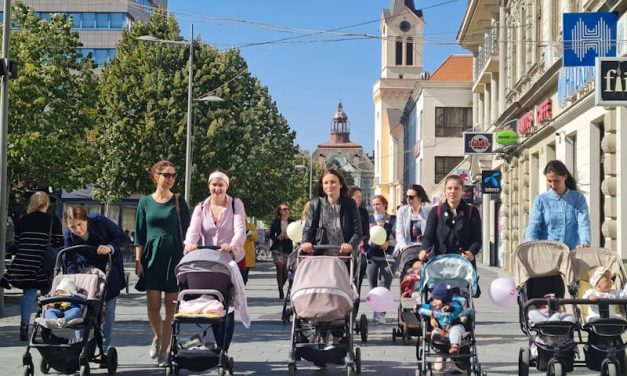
[302,195,362,253]
[268,218,294,253]
[358,206,370,244]
[421,200,482,256]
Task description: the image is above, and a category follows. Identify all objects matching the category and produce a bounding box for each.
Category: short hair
[149,160,175,185]
[63,204,88,225]
[348,186,362,197]
[27,191,49,214]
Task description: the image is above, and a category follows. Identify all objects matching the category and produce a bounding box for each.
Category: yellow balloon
[369,225,387,245]
[286,221,303,243]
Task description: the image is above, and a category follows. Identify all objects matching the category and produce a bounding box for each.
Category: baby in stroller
[583,266,627,321]
[35,278,86,329]
[417,283,472,355]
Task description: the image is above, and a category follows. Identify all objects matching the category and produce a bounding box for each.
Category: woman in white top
[394,184,431,255]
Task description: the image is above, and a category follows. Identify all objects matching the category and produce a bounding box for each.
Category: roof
[429,55,473,82]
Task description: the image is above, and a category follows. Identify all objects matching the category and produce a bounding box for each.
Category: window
[395,39,403,65]
[406,38,413,65]
[81,13,96,29]
[435,107,472,137]
[435,157,464,183]
[78,48,116,66]
[96,13,109,28]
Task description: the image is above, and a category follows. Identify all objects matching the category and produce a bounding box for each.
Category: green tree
[7,2,99,208]
[94,10,302,218]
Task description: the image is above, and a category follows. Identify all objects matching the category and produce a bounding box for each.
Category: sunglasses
[405,195,416,200]
[279,207,290,211]
[158,172,177,179]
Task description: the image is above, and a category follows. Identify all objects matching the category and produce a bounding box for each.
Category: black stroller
[392,244,422,344]
[287,245,362,375]
[22,245,117,376]
[166,247,237,376]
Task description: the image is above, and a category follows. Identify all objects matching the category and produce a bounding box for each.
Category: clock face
[399,21,411,32]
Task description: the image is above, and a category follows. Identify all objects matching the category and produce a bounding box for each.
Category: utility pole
[0,0,12,316]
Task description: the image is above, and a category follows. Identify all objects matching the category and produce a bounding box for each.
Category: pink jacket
[184,196,246,263]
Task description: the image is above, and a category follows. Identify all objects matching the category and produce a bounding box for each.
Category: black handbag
[42,216,58,276]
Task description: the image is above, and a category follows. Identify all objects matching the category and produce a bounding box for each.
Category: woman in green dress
[134,160,191,367]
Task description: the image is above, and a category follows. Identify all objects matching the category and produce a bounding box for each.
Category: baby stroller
[22,245,117,376]
[287,245,361,375]
[516,241,579,376]
[392,244,422,344]
[166,246,236,376]
[353,249,368,343]
[281,249,298,325]
[416,254,483,376]
[569,247,627,375]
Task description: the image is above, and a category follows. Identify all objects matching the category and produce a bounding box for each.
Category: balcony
[473,23,499,88]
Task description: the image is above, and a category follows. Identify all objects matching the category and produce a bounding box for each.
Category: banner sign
[463,132,495,154]
[481,170,502,194]
[563,12,617,67]
[595,57,627,105]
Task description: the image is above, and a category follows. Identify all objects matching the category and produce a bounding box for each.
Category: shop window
[435,107,472,137]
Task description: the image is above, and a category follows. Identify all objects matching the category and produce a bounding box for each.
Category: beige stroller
[569,248,627,375]
[287,245,361,375]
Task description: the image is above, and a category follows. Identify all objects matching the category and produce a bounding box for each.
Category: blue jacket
[525,188,591,250]
[63,214,128,301]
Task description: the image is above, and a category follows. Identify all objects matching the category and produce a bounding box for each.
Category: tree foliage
[7,2,99,207]
[94,10,303,218]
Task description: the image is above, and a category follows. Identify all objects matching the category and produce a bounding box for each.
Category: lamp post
[138,26,223,204]
[295,151,314,200]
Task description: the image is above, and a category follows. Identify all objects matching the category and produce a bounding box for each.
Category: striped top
[2,211,63,290]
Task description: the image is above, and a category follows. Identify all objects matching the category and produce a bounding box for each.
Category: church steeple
[330,102,350,143]
[380,0,425,79]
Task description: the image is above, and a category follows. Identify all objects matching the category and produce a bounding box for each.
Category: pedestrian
[525,159,591,250]
[366,194,396,324]
[301,168,362,347]
[268,202,293,300]
[349,187,369,292]
[63,204,127,353]
[134,160,191,367]
[395,184,431,255]
[420,175,482,295]
[184,168,247,353]
[243,220,257,284]
[0,191,63,341]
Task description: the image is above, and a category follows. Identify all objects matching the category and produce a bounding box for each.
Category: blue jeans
[212,311,234,351]
[20,289,38,325]
[102,297,117,351]
[45,307,83,321]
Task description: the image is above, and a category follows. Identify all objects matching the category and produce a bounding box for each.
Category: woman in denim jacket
[525,160,591,250]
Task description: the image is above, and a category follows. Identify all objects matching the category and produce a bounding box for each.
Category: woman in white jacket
[395,184,431,255]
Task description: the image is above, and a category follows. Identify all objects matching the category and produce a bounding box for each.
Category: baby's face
[596,272,612,292]
[54,290,69,296]
[431,298,443,309]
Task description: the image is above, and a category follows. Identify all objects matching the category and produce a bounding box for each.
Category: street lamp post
[296,151,314,200]
[138,25,223,204]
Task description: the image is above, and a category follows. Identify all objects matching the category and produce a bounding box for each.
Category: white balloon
[366,287,393,312]
[286,221,303,243]
[488,277,518,307]
[369,225,387,245]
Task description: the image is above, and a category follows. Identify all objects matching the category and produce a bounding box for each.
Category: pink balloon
[366,287,393,312]
[488,277,518,307]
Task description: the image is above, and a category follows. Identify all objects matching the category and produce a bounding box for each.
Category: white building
[402,55,473,196]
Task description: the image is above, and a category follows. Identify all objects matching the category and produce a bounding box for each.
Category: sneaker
[149,338,160,359]
[182,337,202,349]
[19,323,28,341]
[376,312,386,324]
[157,353,168,367]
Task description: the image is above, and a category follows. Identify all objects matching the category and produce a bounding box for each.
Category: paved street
[0,260,613,375]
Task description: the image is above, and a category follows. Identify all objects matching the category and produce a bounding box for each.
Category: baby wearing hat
[36,277,85,329]
[417,283,470,355]
[582,266,627,322]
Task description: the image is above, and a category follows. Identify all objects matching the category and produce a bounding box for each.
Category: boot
[20,323,28,341]
[279,288,285,301]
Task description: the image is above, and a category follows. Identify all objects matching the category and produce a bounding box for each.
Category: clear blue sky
[168,0,468,154]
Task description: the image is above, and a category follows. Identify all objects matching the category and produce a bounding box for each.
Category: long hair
[27,191,49,214]
[316,168,349,198]
[543,160,577,191]
[407,184,430,203]
[273,202,289,220]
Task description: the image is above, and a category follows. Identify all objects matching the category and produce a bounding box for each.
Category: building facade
[315,103,375,208]
[373,0,425,212]
[458,0,627,271]
[21,0,166,66]
[402,55,473,197]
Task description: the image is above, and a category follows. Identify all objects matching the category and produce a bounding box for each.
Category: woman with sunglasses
[134,160,191,367]
[268,202,294,300]
[394,184,432,255]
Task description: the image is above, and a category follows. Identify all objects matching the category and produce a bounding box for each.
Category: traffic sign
[563,12,617,67]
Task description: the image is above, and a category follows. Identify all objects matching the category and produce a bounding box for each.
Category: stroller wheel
[105,347,118,375]
[548,360,563,376]
[601,359,618,376]
[518,347,530,376]
[288,362,297,376]
[39,358,50,374]
[355,347,362,374]
[392,328,398,342]
[23,363,34,376]
[228,357,235,375]
[79,363,90,376]
[218,366,226,376]
[359,314,368,343]
[346,363,356,376]
[402,329,410,345]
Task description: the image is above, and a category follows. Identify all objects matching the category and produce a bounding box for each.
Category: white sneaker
[149,338,160,359]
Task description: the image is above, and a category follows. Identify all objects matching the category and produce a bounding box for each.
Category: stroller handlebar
[523,297,627,314]
[299,245,353,259]
[55,245,112,274]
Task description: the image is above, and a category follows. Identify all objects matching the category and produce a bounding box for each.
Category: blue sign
[481,170,501,194]
[563,12,617,67]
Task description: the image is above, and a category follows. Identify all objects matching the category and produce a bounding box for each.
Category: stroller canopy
[175,249,233,286]
[569,248,626,288]
[514,241,572,289]
[418,254,478,295]
[397,245,421,274]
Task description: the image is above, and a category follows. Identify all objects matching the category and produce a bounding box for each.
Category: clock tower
[373,0,425,210]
